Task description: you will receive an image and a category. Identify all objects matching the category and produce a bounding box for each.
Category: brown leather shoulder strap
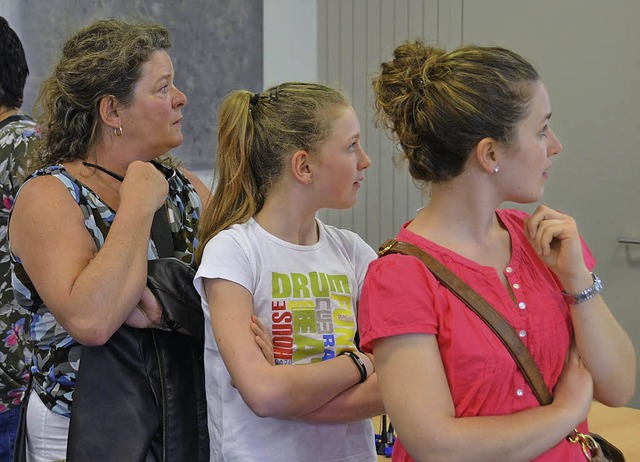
[378,238,553,406]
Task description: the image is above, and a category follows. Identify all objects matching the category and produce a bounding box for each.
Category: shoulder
[15,167,81,207]
[177,166,211,201]
[195,221,259,293]
[319,221,376,257]
[200,220,256,262]
[10,169,88,251]
[18,166,81,202]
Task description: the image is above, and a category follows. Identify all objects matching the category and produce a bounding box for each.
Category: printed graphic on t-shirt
[271,271,355,365]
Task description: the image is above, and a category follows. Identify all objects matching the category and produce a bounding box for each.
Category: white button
[516,388,524,397]
[518,302,526,310]
[513,283,520,289]
[518,330,527,337]
[505,267,513,273]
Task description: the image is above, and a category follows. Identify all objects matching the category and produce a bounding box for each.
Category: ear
[474,137,500,174]
[98,95,122,130]
[290,149,313,184]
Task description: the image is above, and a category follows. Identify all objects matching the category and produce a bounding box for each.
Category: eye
[159,85,169,94]
[541,125,549,137]
[347,142,357,152]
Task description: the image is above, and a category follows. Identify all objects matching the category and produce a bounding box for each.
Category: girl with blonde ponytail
[195,82,383,461]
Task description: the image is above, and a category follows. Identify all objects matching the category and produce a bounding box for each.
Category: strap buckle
[378,238,398,256]
[568,429,600,462]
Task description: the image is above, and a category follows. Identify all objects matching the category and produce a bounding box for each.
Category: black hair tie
[249,93,261,113]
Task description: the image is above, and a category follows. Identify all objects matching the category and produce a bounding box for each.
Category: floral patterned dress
[0,114,40,413]
[10,163,202,416]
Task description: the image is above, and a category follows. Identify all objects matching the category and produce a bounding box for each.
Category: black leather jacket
[67,322,209,461]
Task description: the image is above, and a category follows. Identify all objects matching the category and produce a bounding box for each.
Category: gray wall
[0,0,263,171]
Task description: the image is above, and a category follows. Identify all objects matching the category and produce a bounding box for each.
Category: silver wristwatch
[562,273,603,305]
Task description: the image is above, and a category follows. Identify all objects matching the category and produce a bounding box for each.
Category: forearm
[374,332,591,462]
[397,404,581,462]
[570,296,636,405]
[62,205,153,343]
[290,373,384,423]
[236,354,365,418]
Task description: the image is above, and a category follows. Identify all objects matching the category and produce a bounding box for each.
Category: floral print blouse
[10,163,202,416]
[0,114,40,413]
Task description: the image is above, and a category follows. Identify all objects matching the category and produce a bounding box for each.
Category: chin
[168,138,184,150]
[509,187,544,205]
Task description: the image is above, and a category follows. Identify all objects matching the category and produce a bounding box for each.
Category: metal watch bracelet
[561,272,603,305]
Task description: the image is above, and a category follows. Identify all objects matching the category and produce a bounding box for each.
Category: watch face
[592,273,602,291]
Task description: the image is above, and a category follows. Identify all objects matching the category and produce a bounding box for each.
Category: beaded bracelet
[339,350,367,383]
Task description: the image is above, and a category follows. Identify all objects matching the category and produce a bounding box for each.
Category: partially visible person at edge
[358,40,636,462]
[194,82,384,461]
[0,16,40,462]
[8,19,210,461]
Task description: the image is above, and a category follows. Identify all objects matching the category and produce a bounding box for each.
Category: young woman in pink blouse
[358,41,636,461]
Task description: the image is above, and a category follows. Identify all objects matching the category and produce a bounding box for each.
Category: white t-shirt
[194,218,377,462]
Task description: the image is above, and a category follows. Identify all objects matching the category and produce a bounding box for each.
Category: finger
[251,322,272,348]
[254,335,275,364]
[524,205,551,238]
[529,218,565,256]
[251,314,269,334]
[250,316,270,338]
[536,222,557,256]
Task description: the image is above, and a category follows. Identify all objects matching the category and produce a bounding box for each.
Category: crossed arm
[9,163,168,345]
[204,277,384,422]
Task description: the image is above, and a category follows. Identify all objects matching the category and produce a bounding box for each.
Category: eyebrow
[154,72,173,84]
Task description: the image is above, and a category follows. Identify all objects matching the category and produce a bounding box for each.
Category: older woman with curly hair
[9,19,210,461]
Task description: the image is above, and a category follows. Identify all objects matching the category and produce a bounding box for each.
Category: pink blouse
[359,208,595,462]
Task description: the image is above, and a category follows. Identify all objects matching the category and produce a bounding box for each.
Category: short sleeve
[358,253,441,353]
[193,230,254,299]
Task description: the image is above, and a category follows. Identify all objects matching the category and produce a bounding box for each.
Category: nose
[173,85,187,108]
[547,128,562,156]
[359,146,372,170]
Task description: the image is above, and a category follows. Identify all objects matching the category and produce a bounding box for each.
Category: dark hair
[196,82,350,263]
[0,17,29,109]
[373,40,539,184]
[31,18,170,170]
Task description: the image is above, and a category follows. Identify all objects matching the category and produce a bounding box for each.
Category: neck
[0,107,18,122]
[410,175,502,245]
[255,193,319,245]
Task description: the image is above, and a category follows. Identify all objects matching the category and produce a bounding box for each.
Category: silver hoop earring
[493,166,500,174]
[114,126,123,137]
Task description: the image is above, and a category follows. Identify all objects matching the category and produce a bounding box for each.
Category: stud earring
[493,166,500,174]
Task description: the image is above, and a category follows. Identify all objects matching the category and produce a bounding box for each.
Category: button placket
[504,267,526,311]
